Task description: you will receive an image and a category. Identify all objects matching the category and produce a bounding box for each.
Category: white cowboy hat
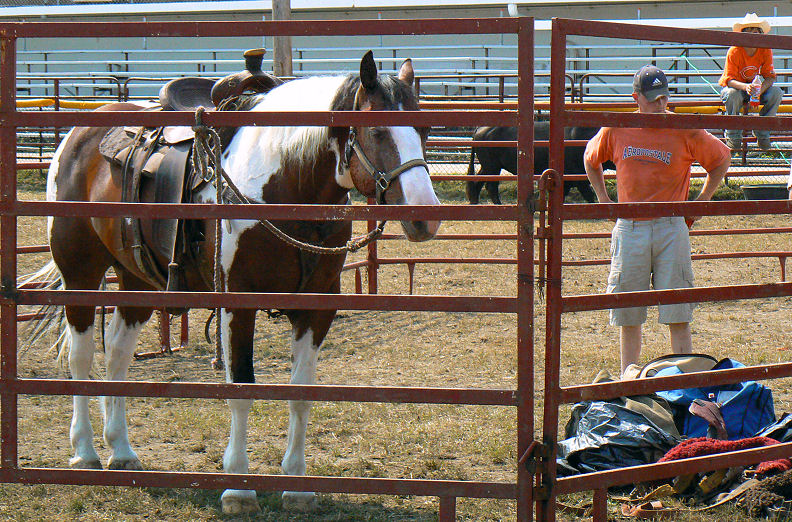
[733,13,770,34]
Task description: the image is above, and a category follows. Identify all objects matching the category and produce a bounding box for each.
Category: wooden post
[272,0,293,77]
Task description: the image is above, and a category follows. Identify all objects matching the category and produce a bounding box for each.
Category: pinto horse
[29,51,439,514]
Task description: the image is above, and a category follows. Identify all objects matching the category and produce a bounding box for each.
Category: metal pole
[516,16,535,522]
[272,0,293,77]
[0,27,18,471]
[538,18,568,522]
[438,496,456,521]
[367,198,379,294]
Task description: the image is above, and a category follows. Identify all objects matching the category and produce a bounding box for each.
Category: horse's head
[336,51,440,242]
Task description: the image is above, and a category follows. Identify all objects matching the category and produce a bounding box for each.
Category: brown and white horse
[28,51,439,514]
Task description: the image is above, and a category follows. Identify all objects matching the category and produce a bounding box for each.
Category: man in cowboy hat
[719,13,783,151]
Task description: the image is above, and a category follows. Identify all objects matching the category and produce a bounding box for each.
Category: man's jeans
[721,85,783,141]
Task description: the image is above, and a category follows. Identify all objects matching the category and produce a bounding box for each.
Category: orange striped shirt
[719,46,776,86]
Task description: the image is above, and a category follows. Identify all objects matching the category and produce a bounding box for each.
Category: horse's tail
[467,143,476,177]
[17,259,70,366]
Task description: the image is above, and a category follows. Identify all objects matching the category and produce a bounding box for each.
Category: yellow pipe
[57,100,107,109]
[16,98,54,108]
[15,98,107,109]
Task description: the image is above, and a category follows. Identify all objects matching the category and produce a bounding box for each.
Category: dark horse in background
[26,52,439,515]
[465,122,609,204]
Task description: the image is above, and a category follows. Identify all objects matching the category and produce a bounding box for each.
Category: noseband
[341,84,429,204]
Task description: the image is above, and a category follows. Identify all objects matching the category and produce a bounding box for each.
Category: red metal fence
[537,18,792,521]
[5,15,792,522]
[0,17,534,521]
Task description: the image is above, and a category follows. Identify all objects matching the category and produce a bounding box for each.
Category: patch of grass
[17,169,48,190]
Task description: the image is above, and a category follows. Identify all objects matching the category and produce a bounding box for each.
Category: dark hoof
[211,357,224,370]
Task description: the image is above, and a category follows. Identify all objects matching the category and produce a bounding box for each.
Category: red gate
[0,17,535,521]
[538,18,792,521]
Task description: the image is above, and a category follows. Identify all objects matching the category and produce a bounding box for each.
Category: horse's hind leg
[485,181,502,205]
[465,180,484,205]
[54,231,113,469]
[280,309,334,512]
[101,268,153,470]
[67,316,102,469]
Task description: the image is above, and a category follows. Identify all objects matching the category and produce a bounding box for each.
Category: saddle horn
[210,48,283,107]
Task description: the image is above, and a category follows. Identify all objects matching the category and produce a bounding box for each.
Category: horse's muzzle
[401,219,440,242]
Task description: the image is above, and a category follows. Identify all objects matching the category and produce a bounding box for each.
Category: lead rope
[191,109,226,369]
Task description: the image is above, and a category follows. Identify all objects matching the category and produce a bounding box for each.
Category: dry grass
[4,187,792,520]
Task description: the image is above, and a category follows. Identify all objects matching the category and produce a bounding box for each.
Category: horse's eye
[371,127,389,139]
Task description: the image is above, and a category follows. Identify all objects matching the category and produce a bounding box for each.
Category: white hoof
[69,456,102,469]
[221,489,260,515]
[282,491,318,512]
[107,457,143,470]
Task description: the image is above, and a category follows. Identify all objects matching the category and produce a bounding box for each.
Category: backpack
[641,354,776,440]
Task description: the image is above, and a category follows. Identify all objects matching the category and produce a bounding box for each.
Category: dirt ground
[3,187,792,520]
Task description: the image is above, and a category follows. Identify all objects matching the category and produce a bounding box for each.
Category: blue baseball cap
[633,65,669,101]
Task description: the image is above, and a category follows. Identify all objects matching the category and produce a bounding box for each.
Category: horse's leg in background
[101,268,153,470]
[281,308,336,511]
[576,181,598,203]
[563,179,572,201]
[485,180,502,205]
[466,179,485,204]
[219,307,261,515]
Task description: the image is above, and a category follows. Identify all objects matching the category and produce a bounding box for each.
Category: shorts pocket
[677,262,694,286]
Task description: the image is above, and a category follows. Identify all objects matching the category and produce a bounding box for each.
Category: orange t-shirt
[584,124,730,204]
[719,46,776,86]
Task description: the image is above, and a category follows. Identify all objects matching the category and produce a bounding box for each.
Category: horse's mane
[249,75,347,168]
[250,71,417,165]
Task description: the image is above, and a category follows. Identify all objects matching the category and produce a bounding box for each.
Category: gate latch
[518,440,549,475]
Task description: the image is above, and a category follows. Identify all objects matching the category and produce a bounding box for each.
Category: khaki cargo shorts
[606,216,695,326]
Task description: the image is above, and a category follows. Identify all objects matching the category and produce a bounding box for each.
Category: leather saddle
[97,48,282,300]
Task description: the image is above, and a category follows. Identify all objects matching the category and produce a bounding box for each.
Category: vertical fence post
[180,313,189,350]
[366,198,378,294]
[159,309,171,354]
[438,496,456,521]
[0,26,19,471]
[537,18,569,522]
[515,15,536,522]
[592,488,608,521]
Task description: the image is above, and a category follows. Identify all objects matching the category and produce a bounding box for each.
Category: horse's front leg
[281,309,335,512]
[67,319,102,469]
[220,308,261,515]
[102,307,148,470]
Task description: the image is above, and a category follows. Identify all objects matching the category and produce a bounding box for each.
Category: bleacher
[14,20,792,184]
[17,40,792,102]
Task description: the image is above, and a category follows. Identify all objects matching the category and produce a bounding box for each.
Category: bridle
[340,85,429,204]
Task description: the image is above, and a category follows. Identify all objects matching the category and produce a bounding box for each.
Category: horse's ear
[360,50,378,91]
[398,58,414,87]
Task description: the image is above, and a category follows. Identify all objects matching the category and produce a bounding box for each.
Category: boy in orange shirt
[719,13,782,151]
[584,65,731,376]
